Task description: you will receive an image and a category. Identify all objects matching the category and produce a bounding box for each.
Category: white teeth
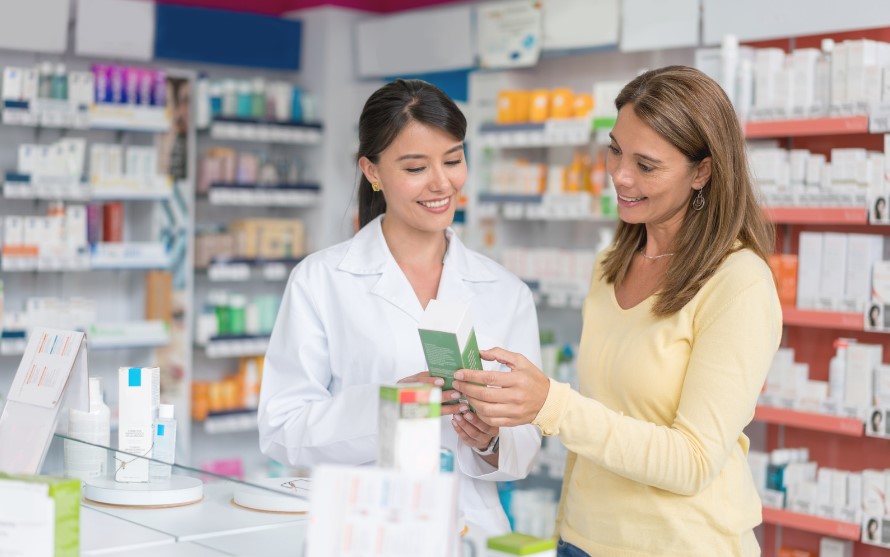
[420,199,449,208]
[618,194,644,202]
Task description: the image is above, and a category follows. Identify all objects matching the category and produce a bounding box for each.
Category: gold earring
[371,182,381,192]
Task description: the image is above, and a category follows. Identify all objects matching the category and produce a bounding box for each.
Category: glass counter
[38,433,309,557]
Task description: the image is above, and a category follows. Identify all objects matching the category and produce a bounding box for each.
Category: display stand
[83,475,204,508]
[0,327,88,474]
[232,477,310,513]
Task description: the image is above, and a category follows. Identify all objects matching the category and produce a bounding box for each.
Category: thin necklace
[639,246,675,260]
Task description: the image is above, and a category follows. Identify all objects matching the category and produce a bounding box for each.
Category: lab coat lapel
[337,215,424,322]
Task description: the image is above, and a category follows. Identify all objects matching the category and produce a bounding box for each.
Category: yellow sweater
[533,249,782,557]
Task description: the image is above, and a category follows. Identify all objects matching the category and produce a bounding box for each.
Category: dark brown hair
[357,79,466,228]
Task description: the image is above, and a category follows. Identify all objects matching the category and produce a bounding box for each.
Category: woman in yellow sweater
[453,66,782,556]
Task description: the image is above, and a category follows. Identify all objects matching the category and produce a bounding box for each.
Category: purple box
[92,64,109,104]
[153,70,167,107]
[109,65,125,104]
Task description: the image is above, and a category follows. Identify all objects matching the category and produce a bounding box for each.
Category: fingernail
[464,413,473,421]
[450,392,460,400]
[454,414,462,422]
[459,405,469,413]
[434,378,444,386]
[454,371,464,380]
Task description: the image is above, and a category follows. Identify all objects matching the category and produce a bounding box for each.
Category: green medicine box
[418,299,483,391]
[487,533,557,556]
[0,473,81,557]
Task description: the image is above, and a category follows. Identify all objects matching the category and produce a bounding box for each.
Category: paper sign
[8,329,84,409]
[477,0,542,69]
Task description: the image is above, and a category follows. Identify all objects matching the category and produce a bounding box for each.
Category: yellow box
[529,89,550,122]
[573,93,594,118]
[550,88,574,119]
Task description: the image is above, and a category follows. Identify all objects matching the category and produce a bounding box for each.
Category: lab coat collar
[337,214,496,321]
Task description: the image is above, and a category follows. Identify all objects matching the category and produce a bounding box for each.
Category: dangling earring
[692,189,705,211]
[371,182,382,192]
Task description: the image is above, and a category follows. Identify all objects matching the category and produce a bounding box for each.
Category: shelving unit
[745,115,870,138]
[206,183,320,206]
[207,118,322,144]
[761,507,861,541]
[202,409,259,434]
[765,206,869,225]
[781,307,865,331]
[200,258,300,282]
[754,405,865,436]
[199,336,271,359]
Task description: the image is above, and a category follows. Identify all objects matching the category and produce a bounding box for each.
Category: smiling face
[359,120,466,236]
[606,104,711,242]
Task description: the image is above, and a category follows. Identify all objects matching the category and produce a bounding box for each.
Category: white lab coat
[258,214,542,536]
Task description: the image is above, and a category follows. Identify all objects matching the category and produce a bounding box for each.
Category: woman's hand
[397,371,464,416]
[452,409,499,451]
[451,347,550,427]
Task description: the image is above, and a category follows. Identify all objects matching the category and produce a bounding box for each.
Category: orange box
[496,90,514,124]
[145,270,173,324]
[550,88,574,119]
[573,93,594,118]
[778,548,815,557]
[769,254,799,307]
[512,91,531,123]
[529,89,550,122]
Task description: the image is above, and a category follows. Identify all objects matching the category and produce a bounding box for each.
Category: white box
[846,40,878,107]
[116,366,159,482]
[875,365,890,406]
[64,205,87,251]
[817,467,835,517]
[747,450,769,494]
[754,48,786,111]
[818,232,847,310]
[845,343,881,415]
[831,469,850,519]
[797,232,823,309]
[846,472,863,523]
[831,42,848,109]
[862,469,886,515]
[844,233,883,311]
[820,537,853,557]
[805,154,826,187]
[791,49,820,115]
[20,68,37,103]
[3,216,23,246]
[2,66,22,101]
[377,384,441,475]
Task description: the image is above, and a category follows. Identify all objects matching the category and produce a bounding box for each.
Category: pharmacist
[258,79,542,537]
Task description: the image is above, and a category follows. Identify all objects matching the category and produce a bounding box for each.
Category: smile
[618,194,646,202]
[418,198,450,208]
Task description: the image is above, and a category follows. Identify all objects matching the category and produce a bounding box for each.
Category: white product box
[20,68,37,103]
[845,342,881,415]
[875,365,890,406]
[59,138,86,179]
[820,537,853,557]
[817,467,835,517]
[116,366,160,482]
[377,384,441,474]
[787,480,817,515]
[831,42,848,110]
[846,40,878,107]
[805,154,826,187]
[23,216,42,247]
[791,49,820,115]
[862,469,886,516]
[818,232,847,310]
[2,67,23,101]
[843,234,883,311]
[795,380,829,412]
[3,216,23,246]
[845,472,863,523]
[64,205,88,251]
[796,232,823,309]
[830,469,850,519]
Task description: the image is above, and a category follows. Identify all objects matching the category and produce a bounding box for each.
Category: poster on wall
[477,0,542,69]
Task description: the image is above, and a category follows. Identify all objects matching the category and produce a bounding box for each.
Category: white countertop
[83,481,307,542]
[80,507,175,556]
[193,522,307,557]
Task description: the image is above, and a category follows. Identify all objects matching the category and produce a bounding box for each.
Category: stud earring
[692,189,705,211]
[371,182,382,192]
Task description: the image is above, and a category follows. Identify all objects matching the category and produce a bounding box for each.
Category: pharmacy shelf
[199,258,302,282]
[477,119,595,148]
[206,183,320,207]
[0,325,168,355]
[200,409,259,434]
[764,206,869,225]
[1,101,170,133]
[761,507,861,540]
[744,116,870,138]
[477,192,617,223]
[200,336,271,359]
[782,307,864,331]
[754,405,864,436]
[4,173,173,202]
[207,118,323,144]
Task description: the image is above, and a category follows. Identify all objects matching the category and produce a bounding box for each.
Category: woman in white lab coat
[258,79,542,536]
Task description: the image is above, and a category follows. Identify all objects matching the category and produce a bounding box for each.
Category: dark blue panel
[385,68,471,103]
[155,4,301,70]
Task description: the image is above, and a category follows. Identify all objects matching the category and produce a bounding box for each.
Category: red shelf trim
[761,507,861,540]
[764,206,869,225]
[782,306,863,331]
[745,116,870,138]
[754,405,864,436]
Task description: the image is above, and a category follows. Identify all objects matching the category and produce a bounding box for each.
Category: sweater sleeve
[533,275,781,496]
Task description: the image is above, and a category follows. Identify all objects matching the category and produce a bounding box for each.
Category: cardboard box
[770,254,798,307]
[116,367,159,482]
[0,474,81,557]
[418,299,483,391]
[144,271,172,324]
[487,533,556,557]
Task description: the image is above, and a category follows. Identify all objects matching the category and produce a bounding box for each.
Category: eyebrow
[396,144,464,162]
[608,133,663,165]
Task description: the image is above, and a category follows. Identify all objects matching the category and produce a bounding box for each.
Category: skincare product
[116,367,159,483]
[150,404,177,481]
[418,299,483,391]
[377,383,441,474]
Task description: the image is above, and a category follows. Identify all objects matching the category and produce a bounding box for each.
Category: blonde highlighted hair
[600,65,773,317]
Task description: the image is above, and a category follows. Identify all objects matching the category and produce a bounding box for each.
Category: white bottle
[828,338,851,406]
[64,377,111,480]
[814,39,835,116]
[150,404,177,481]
